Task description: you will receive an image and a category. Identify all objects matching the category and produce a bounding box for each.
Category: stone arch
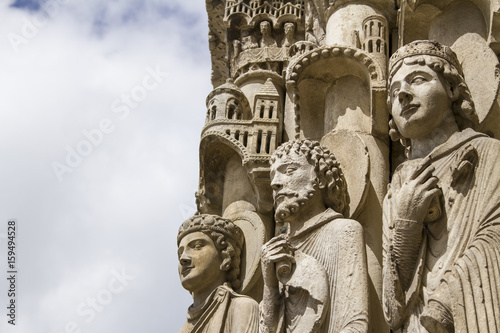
[226,97,241,120]
[198,132,255,215]
[286,45,386,139]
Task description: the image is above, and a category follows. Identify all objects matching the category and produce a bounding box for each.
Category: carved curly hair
[270,139,350,217]
[387,54,479,149]
[177,214,244,290]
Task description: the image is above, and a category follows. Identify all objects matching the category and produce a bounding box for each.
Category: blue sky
[10,0,41,10]
[0,0,212,331]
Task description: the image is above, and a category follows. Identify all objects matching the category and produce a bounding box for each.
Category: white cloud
[0,0,211,331]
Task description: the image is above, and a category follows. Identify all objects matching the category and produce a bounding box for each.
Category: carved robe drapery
[383,128,500,332]
[179,284,258,333]
[305,0,329,44]
[272,209,369,333]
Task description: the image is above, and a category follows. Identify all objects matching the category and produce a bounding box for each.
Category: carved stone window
[207,99,218,122]
[243,131,248,147]
[256,130,262,153]
[211,106,217,120]
[226,98,241,120]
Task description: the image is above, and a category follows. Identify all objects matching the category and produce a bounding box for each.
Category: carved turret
[362,14,388,73]
[205,79,251,125]
[252,79,280,154]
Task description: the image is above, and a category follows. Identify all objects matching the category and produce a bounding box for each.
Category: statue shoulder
[331,217,363,232]
[226,290,259,331]
[472,133,500,149]
[323,217,364,241]
[455,132,500,165]
[224,286,259,308]
[230,293,259,307]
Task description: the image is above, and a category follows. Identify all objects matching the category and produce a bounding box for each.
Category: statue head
[260,21,271,36]
[284,22,295,37]
[270,139,349,224]
[177,214,244,292]
[387,40,478,146]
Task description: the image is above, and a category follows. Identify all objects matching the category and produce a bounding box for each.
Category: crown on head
[389,40,463,76]
[177,214,244,249]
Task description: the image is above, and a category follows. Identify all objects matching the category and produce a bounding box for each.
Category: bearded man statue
[383,40,500,332]
[260,139,369,333]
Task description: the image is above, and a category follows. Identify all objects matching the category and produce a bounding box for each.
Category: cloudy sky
[0,0,211,331]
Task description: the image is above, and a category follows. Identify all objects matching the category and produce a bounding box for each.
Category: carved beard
[274,180,317,225]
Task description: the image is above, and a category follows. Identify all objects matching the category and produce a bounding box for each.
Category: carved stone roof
[206,79,251,109]
[256,78,280,97]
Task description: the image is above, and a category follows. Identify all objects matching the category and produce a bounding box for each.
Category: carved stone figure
[242,30,259,51]
[260,139,369,333]
[233,39,241,58]
[202,1,500,332]
[383,40,500,332]
[304,0,326,45]
[281,22,295,47]
[259,21,277,48]
[177,214,259,333]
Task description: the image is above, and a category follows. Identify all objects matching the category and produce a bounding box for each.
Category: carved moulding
[232,47,288,79]
[287,45,385,83]
[309,0,397,26]
[233,69,284,89]
[288,40,319,57]
[285,45,387,144]
[224,0,305,29]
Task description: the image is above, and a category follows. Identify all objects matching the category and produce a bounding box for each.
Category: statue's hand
[395,157,441,224]
[261,234,295,288]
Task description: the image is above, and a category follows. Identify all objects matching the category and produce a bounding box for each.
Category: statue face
[178,231,224,293]
[270,152,318,223]
[284,23,294,36]
[389,58,454,140]
[260,21,271,35]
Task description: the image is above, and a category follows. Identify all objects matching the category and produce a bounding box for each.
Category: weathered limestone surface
[175,1,500,332]
[177,215,259,333]
[259,140,369,333]
[383,40,500,333]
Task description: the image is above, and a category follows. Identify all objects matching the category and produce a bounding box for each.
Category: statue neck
[409,112,459,160]
[191,278,227,309]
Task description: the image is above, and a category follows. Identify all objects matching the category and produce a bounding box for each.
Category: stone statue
[383,40,500,332]
[259,21,277,48]
[260,139,369,333]
[241,30,259,51]
[304,0,326,45]
[281,22,295,48]
[177,214,259,333]
[233,39,241,58]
